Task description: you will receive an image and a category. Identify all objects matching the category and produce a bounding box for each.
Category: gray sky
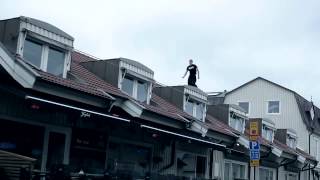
[2,0,320,104]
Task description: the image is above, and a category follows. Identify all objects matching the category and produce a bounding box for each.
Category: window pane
[238,102,249,114]
[137,81,148,102]
[23,39,42,68]
[224,163,230,180]
[122,76,134,96]
[233,163,240,178]
[47,48,65,77]
[195,103,204,120]
[185,99,193,116]
[240,164,245,178]
[260,168,267,180]
[268,101,280,113]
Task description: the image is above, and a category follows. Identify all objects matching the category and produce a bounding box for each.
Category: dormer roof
[18,16,74,41]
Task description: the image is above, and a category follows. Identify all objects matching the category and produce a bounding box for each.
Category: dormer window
[229,112,246,133]
[23,37,67,77]
[121,75,149,103]
[185,95,206,121]
[287,135,297,148]
[262,124,274,142]
[310,106,315,120]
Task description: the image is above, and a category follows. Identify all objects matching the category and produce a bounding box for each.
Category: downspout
[309,129,314,180]
[159,140,176,172]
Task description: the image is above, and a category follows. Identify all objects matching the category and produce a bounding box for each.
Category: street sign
[250,150,260,160]
[249,121,259,141]
[250,160,260,167]
[249,141,260,150]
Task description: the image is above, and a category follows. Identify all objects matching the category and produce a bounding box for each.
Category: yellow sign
[250,121,259,136]
[250,160,260,167]
[250,135,258,141]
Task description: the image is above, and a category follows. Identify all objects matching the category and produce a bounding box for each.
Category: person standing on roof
[182,59,199,87]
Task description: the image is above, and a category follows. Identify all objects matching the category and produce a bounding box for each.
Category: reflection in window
[238,102,249,114]
[224,161,246,180]
[287,135,297,148]
[185,99,194,116]
[229,113,245,133]
[260,168,274,180]
[23,39,42,68]
[185,97,205,121]
[268,101,280,114]
[137,81,148,102]
[47,48,65,77]
[121,76,134,96]
[195,103,204,120]
[262,125,274,142]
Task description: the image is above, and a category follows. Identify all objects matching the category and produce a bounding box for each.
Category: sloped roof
[294,93,320,136]
[226,77,295,96]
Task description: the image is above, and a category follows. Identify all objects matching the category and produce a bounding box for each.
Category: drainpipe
[309,130,314,180]
[159,140,176,172]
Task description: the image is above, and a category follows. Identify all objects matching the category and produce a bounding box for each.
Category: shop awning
[140,124,226,148]
[25,95,131,122]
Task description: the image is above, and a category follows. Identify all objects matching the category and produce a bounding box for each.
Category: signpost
[249,120,260,167]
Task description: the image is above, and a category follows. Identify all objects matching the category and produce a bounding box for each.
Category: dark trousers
[188,75,197,87]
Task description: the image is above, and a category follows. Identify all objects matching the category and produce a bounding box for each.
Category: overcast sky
[2,0,320,104]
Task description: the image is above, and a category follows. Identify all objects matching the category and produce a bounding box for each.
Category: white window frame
[259,166,276,180]
[22,37,69,78]
[184,95,206,121]
[229,112,246,133]
[262,124,275,142]
[238,101,250,115]
[286,134,297,149]
[120,74,151,104]
[266,100,281,114]
[224,160,248,180]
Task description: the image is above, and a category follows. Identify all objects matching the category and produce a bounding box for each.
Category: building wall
[224,79,309,152]
[311,134,320,168]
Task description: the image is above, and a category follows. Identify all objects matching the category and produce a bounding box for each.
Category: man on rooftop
[182,59,200,87]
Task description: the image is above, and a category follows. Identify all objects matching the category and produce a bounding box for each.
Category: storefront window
[69,129,106,173]
[259,167,274,180]
[107,142,151,178]
[224,160,247,180]
[0,120,44,169]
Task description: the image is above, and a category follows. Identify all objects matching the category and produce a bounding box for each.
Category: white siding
[224,79,309,151]
[310,134,320,168]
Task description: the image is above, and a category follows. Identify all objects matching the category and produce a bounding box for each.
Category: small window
[22,37,67,78]
[184,97,205,121]
[120,75,150,103]
[23,39,42,68]
[195,103,204,120]
[224,161,247,180]
[259,168,275,180]
[137,81,148,103]
[287,135,297,148]
[238,102,249,114]
[310,107,315,120]
[47,48,65,77]
[185,99,194,116]
[121,76,134,96]
[229,113,245,133]
[262,125,274,142]
[268,101,280,114]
